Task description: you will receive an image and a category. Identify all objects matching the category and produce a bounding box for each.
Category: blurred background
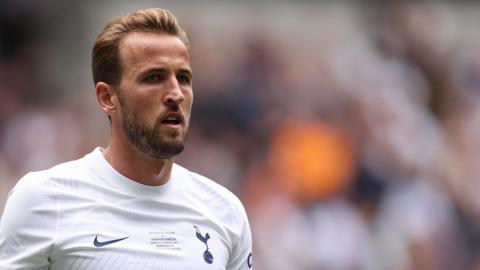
[1,0,480,269]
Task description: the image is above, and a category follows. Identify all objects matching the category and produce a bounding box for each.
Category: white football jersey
[0,148,253,270]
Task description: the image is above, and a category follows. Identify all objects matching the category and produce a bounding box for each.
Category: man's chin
[145,140,186,160]
[150,149,184,160]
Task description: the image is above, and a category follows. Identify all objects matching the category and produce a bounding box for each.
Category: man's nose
[163,75,185,105]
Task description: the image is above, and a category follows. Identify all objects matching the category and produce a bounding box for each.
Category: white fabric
[0,148,252,270]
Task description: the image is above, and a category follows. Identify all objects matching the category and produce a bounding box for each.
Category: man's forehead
[119,31,191,62]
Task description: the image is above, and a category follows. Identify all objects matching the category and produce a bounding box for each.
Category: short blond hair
[91,8,190,85]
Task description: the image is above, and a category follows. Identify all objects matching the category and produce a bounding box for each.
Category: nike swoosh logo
[93,235,129,247]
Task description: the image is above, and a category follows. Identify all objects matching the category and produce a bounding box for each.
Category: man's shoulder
[5,156,89,212]
[173,164,243,212]
[174,164,241,203]
[20,150,96,188]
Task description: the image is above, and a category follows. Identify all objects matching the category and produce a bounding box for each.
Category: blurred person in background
[0,7,252,269]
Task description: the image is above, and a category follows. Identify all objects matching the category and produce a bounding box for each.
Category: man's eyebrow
[178,68,192,77]
[142,68,168,74]
[136,67,192,79]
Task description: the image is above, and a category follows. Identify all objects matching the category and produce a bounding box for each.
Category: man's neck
[102,141,173,186]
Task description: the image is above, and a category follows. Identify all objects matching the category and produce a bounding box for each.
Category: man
[0,8,253,269]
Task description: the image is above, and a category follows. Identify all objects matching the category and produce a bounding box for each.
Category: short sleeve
[0,173,57,269]
[227,201,253,270]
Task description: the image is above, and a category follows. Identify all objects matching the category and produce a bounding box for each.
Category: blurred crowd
[2,1,480,269]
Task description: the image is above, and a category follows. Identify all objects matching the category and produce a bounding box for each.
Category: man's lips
[160,112,184,126]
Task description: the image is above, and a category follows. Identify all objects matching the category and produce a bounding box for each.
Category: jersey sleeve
[227,200,253,270]
[0,173,57,269]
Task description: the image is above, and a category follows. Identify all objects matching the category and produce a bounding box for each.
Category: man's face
[115,31,193,160]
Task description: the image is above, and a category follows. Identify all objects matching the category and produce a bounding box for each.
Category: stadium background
[1,0,480,269]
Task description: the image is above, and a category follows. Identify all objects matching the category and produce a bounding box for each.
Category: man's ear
[96,82,118,117]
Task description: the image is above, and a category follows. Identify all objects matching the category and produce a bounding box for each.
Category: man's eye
[145,74,162,82]
[177,74,191,85]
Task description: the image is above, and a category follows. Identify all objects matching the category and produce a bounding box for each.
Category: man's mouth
[161,112,183,126]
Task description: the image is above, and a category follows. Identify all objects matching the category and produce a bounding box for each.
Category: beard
[118,94,188,160]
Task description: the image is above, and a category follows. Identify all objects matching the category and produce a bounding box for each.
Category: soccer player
[0,8,253,269]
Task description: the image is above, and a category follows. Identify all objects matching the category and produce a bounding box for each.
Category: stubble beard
[119,95,188,160]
